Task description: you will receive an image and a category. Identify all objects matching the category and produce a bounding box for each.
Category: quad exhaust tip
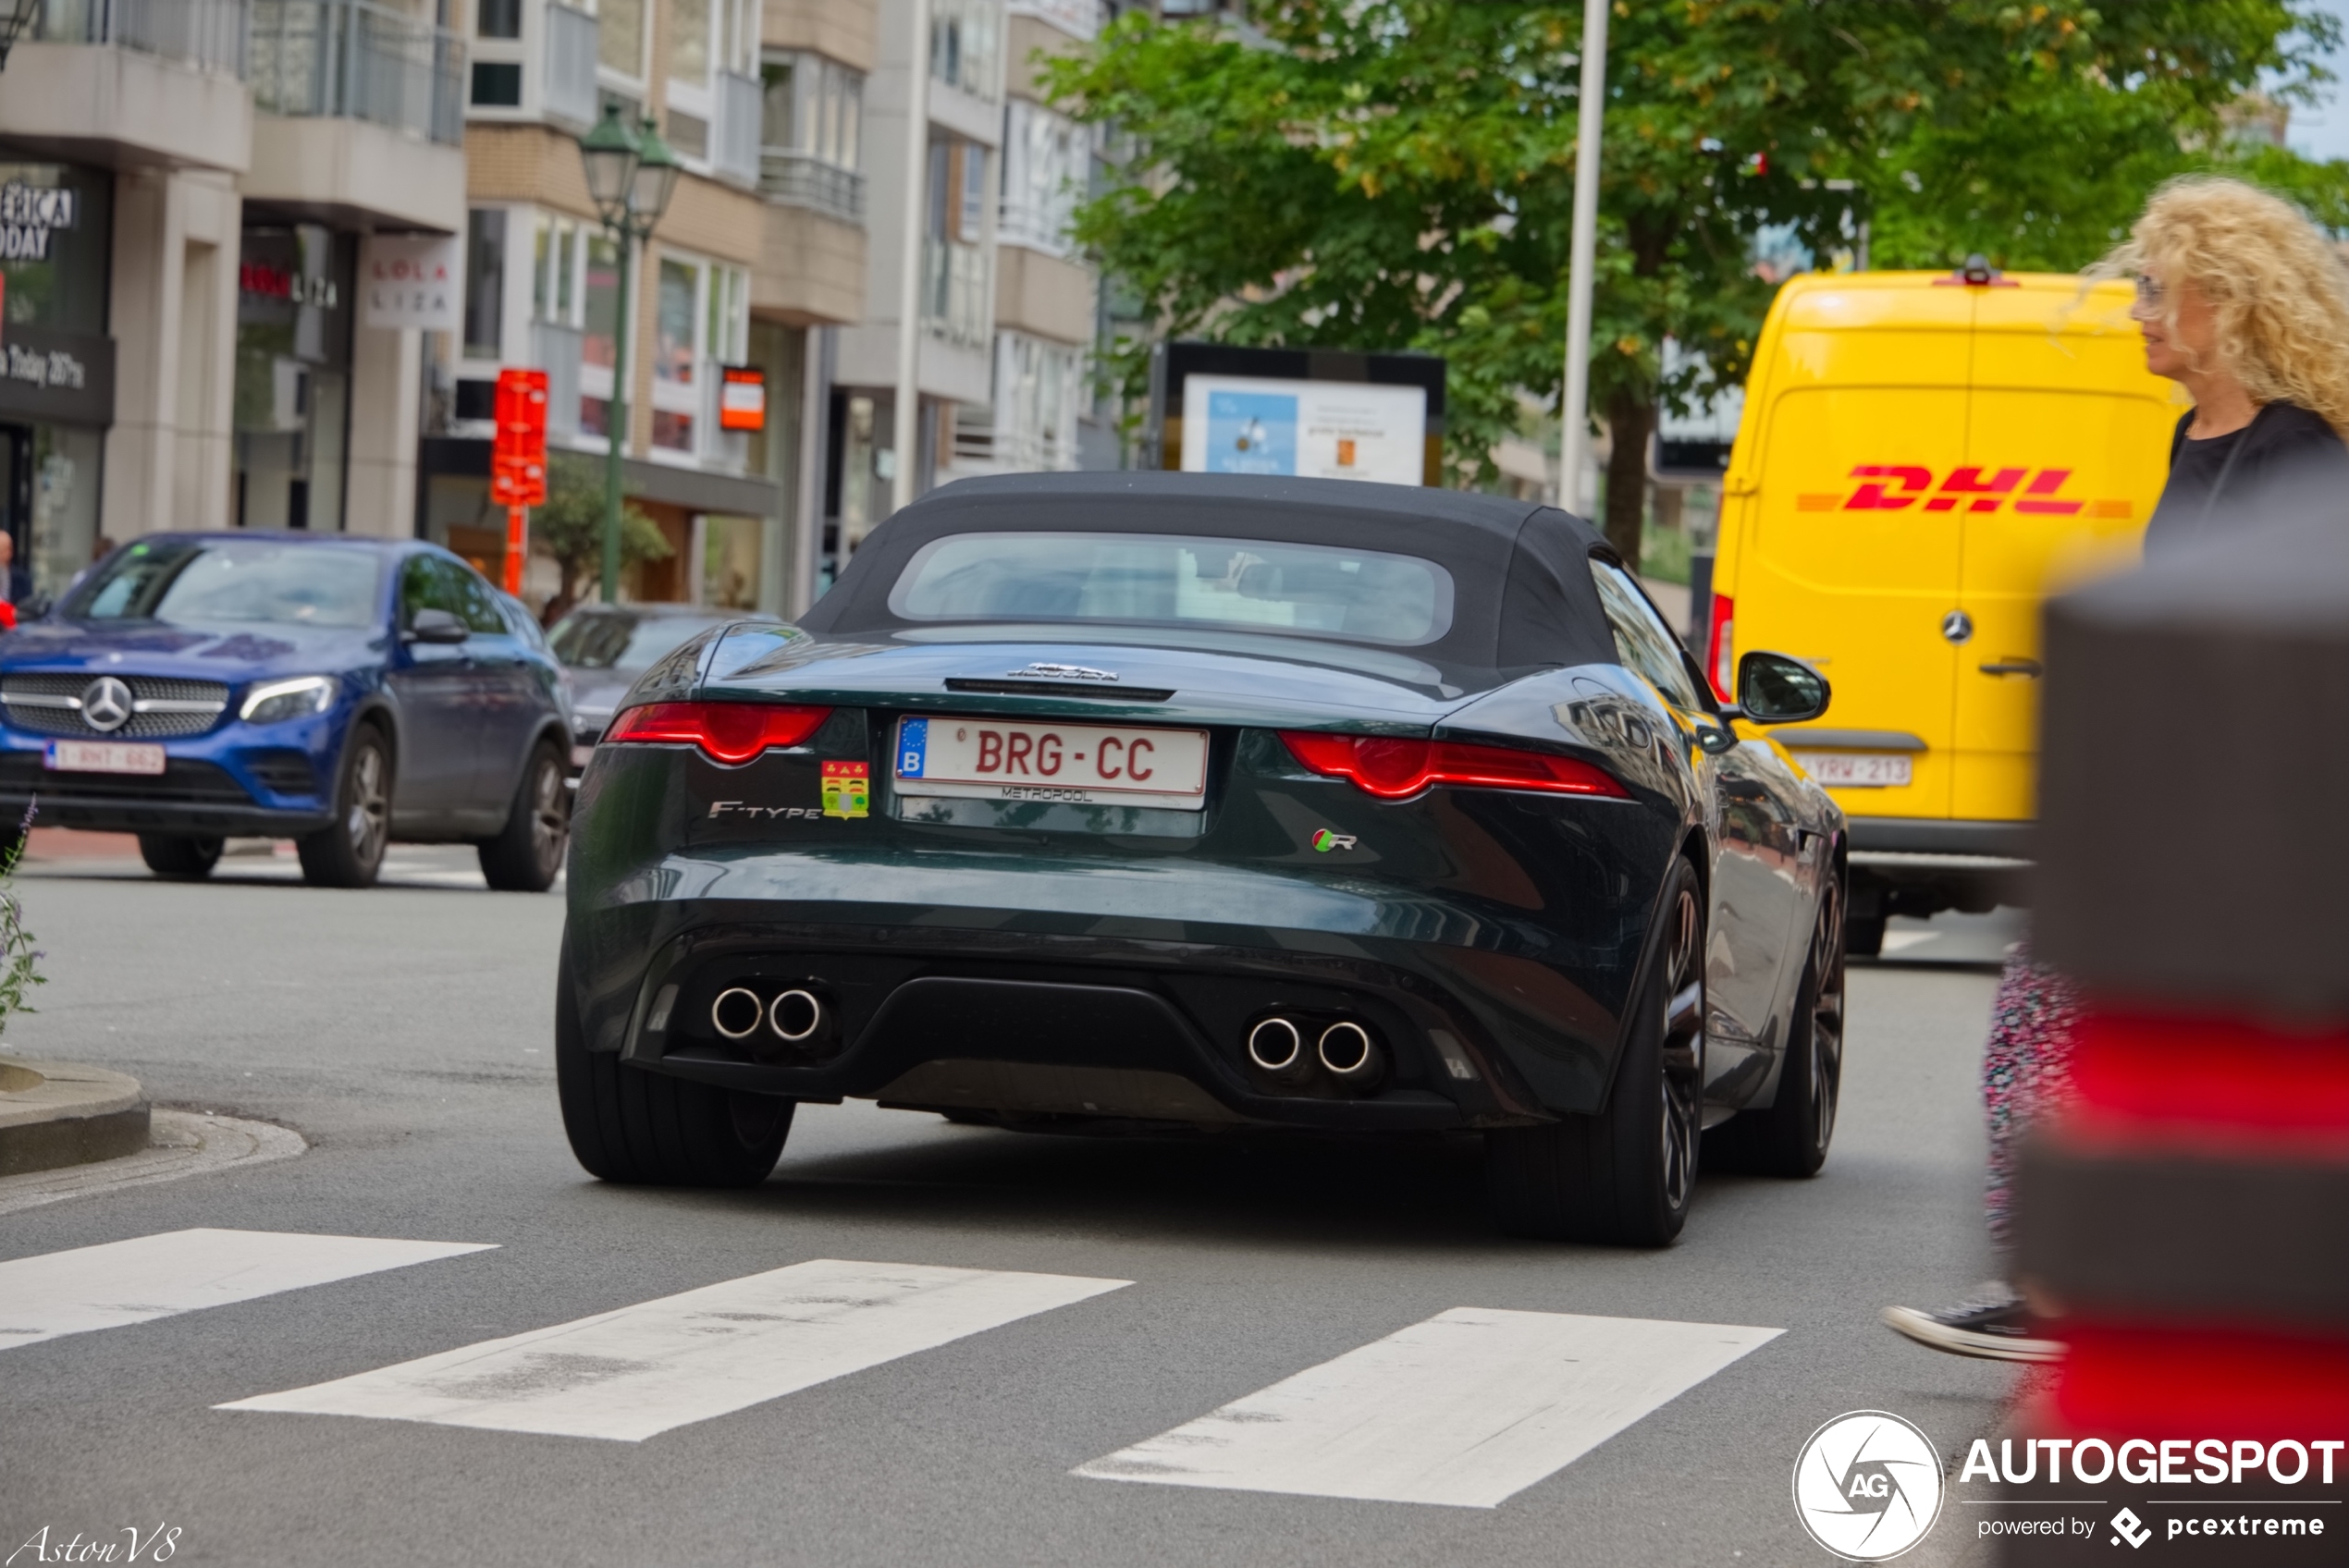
[1246,1016,1304,1074]
[1318,1021,1380,1081]
[711,986,764,1040]
[769,988,822,1043]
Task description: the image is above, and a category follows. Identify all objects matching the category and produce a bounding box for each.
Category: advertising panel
[1178,374,1428,486]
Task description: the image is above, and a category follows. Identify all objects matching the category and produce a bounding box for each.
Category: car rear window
[886,532,1454,646]
[65,539,382,629]
[548,612,731,670]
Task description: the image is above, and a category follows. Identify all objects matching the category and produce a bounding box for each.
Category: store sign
[719,365,766,432]
[0,181,77,262]
[359,234,461,332]
[0,323,115,426]
[240,261,339,310]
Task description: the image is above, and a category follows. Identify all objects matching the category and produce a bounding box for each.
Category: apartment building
[0,0,466,600]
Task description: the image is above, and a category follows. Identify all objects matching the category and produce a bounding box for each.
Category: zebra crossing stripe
[218,1257,1131,1442]
[1076,1308,1782,1509]
[0,1229,497,1350]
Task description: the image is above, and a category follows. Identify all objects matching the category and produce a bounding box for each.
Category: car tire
[1485,858,1705,1246]
[1844,912,1886,959]
[139,834,223,880]
[296,725,391,889]
[554,938,793,1186]
[477,740,569,893]
[1706,870,1846,1178]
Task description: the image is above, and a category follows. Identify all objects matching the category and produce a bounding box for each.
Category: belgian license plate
[894,716,1211,811]
[1791,751,1912,789]
[44,740,166,776]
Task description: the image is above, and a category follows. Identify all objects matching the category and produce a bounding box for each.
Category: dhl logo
[1797,466,2132,519]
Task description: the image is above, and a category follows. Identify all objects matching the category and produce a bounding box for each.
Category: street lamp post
[578,105,681,605]
[1558,0,1609,515]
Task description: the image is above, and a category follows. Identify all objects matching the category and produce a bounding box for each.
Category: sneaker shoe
[1882,1291,2064,1364]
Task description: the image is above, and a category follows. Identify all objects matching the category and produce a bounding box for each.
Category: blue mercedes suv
[0,533,575,890]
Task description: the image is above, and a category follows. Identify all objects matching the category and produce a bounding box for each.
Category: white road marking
[1076,1308,1781,1509]
[1879,930,1938,954]
[219,1257,1131,1442]
[0,1229,496,1349]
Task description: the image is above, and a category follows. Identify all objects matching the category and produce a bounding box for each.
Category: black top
[2145,401,2349,559]
[799,472,1622,677]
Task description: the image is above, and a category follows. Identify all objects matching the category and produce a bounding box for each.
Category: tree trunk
[1603,386,1655,567]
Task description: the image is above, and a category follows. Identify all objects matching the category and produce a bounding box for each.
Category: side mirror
[405,607,470,645]
[1733,651,1830,724]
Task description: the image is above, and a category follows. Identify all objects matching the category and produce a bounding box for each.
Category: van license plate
[1790,752,1912,789]
[894,716,1210,811]
[44,740,166,776]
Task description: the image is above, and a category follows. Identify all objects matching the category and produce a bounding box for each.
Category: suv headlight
[240,675,338,724]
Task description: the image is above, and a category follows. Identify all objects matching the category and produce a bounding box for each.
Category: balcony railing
[541,0,596,128]
[33,0,250,75]
[922,238,990,349]
[711,69,760,187]
[759,153,866,224]
[250,0,464,145]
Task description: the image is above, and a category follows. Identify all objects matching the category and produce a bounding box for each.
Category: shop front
[234,222,357,532]
[0,155,114,606]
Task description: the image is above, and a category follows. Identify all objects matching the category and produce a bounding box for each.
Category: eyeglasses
[2131,273,2166,319]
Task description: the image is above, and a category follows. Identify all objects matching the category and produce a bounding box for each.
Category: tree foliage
[1044,1,2341,558]
[534,455,674,622]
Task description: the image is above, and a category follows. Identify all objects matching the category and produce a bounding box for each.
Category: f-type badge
[821,761,870,818]
[1310,828,1357,852]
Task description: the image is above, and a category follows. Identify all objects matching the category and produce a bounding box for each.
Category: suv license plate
[894,716,1210,811]
[1790,751,1912,789]
[45,740,166,776]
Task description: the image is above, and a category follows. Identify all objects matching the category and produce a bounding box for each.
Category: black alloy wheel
[478,741,569,892]
[1708,870,1847,1177]
[296,727,390,888]
[553,938,793,1186]
[138,834,223,880]
[1486,858,1707,1246]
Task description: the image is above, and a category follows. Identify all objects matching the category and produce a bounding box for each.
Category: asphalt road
[1,842,2023,1567]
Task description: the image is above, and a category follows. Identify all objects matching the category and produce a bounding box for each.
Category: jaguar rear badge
[1310,828,1357,852]
[1004,662,1119,682]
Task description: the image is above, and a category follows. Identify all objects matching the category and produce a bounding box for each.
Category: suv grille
[1,674,229,739]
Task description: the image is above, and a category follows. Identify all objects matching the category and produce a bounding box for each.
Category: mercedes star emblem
[1939,609,1974,645]
[80,676,134,733]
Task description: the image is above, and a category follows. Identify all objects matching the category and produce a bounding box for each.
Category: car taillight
[605,702,833,766]
[1706,592,1736,704]
[1278,732,1630,801]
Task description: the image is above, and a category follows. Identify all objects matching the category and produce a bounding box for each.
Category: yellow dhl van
[1706,265,2177,954]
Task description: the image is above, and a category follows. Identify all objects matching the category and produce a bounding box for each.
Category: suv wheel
[297,727,390,888]
[139,834,223,880]
[477,741,568,892]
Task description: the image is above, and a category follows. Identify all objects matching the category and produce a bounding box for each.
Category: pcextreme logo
[1793,1411,1947,1562]
[1797,465,2134,518]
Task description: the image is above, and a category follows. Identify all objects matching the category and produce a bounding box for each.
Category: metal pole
[1558,0,1608,516]
[601,227,633,604]
[891,0,934,516]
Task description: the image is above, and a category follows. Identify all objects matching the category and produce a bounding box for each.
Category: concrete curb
[0,1058,151,1177]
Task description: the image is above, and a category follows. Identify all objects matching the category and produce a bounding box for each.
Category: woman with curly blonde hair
[2106,176,2349,557]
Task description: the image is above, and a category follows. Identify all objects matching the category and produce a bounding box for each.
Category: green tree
[1045,2,2336,562]
[533,455,674,623]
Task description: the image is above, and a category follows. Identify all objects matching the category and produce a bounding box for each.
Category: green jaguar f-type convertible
[556,472,1847,1244]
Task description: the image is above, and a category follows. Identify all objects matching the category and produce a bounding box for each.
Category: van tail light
[606,702,833,766]
[1279,732,1630,801]
[1706,593,1736,704]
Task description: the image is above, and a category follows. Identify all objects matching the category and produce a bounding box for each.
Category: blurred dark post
[2002,519,2349,1562]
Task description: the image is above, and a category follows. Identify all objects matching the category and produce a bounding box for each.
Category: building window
[597,0,644,79]
[931,0,999,99]
[580,233,621,438]
[1001,99,1086,254]
[470,60,523,105]
[476,0,521,39]
[463,209,507,361]
[759,51,865,220]
[649,251,747,459]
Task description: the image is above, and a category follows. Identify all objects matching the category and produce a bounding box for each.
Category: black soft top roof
[797,472,1619,677]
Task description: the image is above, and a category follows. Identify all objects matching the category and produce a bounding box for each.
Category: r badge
[1310,828,1357,852]
[821,761,870,818]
